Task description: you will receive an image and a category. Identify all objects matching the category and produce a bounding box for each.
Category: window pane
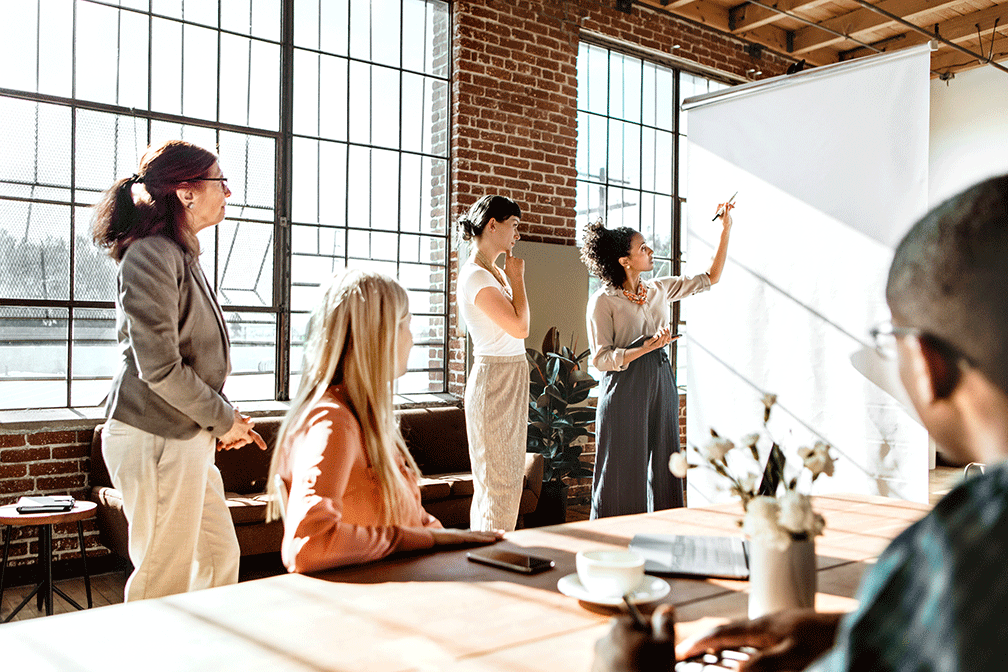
[70,308,117,407]
[0,306,68,410]
[182,24,219,121]
[0,202,71,301]
[74,207,118,303]
[350,0,401,68]
[221,311,277,402]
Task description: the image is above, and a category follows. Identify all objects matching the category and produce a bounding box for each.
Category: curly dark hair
[458,195,522,241]
[887,173,1008,396]
[580,219,639,288]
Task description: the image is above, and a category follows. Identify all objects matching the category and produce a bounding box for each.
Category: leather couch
[88,405,544,563]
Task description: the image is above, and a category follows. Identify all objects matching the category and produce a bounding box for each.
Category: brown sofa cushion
[226,493,271,525]
[215,418,281,495]
[399,406,471,476]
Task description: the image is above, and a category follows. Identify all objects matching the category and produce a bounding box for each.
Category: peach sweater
[277,386,441,573]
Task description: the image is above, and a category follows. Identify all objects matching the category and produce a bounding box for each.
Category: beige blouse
[586,274,711,372]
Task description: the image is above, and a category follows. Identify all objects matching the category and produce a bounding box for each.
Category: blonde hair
[266,269,420,525]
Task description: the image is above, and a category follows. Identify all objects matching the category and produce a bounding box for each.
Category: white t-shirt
[457,261,525,357]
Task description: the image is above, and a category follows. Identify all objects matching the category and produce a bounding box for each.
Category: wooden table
[0,494,928,671]
[0,500,96,622]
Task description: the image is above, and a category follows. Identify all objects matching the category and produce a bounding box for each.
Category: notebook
[16,495,75,514]
[629,533,750,580]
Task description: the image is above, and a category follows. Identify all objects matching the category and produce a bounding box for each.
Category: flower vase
[747,537,816,619]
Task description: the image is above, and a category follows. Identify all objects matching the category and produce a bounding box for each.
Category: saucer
[557,573,670,606]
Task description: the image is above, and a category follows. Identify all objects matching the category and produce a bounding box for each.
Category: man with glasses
[593,174,1008,671]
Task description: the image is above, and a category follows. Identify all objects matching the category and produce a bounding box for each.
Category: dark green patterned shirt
[809,462,1008,671]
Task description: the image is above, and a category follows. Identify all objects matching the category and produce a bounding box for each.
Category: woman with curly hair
[581,203,734,518]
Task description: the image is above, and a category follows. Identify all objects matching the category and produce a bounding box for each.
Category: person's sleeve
[282,407,436,574]
[588,295,627,372]
[119,240,234,436]
[463,266,498,306]
[656,273,711,302]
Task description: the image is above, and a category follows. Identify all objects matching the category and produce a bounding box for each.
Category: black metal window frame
[575,37,730,383]
[0,0,453,410]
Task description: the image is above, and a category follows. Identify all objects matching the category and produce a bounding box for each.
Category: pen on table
[623,593,650,630]
[712,191,738,221]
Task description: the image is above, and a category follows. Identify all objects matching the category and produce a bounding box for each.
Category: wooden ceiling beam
[838,4,1008,62]
[931,32,1008,73]
[635,0,801,63]
[727,0,833,33]
[790,0,964,55]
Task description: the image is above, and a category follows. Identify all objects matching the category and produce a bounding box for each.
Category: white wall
[930,66,1008,205]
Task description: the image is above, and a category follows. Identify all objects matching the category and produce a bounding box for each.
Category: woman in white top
[581,202,734,518]
[457,195,530,532]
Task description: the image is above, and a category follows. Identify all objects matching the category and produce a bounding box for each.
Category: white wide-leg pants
[464,354,529,532]
[102,419,240,601]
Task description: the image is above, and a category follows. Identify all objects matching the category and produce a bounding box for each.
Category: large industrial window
[575,41,727,387]
[0,0,450,410]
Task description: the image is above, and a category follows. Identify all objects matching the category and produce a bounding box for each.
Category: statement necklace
[622,280,648,305]
[474,249,511,298]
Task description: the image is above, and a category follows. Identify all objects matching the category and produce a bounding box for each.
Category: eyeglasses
[868,321,921,360]
[195,176,228,191]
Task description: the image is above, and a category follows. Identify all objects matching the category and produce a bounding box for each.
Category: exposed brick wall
[0,426,108,575]
[447,0,789,395]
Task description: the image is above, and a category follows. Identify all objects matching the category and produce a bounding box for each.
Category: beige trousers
[102,419,240,601]
[464,354,529,532]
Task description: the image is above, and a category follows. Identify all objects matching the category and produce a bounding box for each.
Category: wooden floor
[0,466,966,624]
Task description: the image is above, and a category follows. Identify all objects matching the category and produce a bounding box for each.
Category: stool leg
[36,525,45,612]
[41,525,53,616]
[77,521,92,609]
[0,524,10,612]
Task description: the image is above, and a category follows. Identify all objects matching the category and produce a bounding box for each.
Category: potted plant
[524,327,599,527]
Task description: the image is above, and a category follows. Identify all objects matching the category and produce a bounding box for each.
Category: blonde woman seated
[267,269,502,573]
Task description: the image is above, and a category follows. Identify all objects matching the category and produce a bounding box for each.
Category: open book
[629,533,750,580]
[16,495,75,514]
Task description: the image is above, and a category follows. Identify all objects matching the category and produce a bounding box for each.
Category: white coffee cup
[576,549,646,598]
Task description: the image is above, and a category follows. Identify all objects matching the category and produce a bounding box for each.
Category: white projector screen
[682,45,933,505]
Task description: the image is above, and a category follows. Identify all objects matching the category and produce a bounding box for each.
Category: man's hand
[593,604,677,672]
[676,609,843,672]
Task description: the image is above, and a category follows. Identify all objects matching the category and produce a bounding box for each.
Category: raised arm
[706,202,734,285]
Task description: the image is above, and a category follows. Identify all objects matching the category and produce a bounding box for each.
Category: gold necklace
[474,249,508,289]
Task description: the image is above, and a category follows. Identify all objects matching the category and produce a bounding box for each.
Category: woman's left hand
[217,426,268,451]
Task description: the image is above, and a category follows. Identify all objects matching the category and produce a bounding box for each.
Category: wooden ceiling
[634,0,1008,79]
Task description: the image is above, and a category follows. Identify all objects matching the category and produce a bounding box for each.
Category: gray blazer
[105,235,235,440]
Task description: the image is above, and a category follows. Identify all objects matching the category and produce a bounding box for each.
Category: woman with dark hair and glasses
[581,202,735,519]
[456,194,529,532]
[92,139,265,601]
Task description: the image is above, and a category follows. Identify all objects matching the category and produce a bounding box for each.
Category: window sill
[0,394,462,434]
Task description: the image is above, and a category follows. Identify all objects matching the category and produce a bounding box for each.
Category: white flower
[738,473,758,494]
[798,441,835,478]
[778,490,816,536]
[669,452,688,478]
[743,496,790,550]
[703,437,735,462]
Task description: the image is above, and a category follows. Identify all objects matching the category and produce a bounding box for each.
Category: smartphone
[466,549,556,574]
